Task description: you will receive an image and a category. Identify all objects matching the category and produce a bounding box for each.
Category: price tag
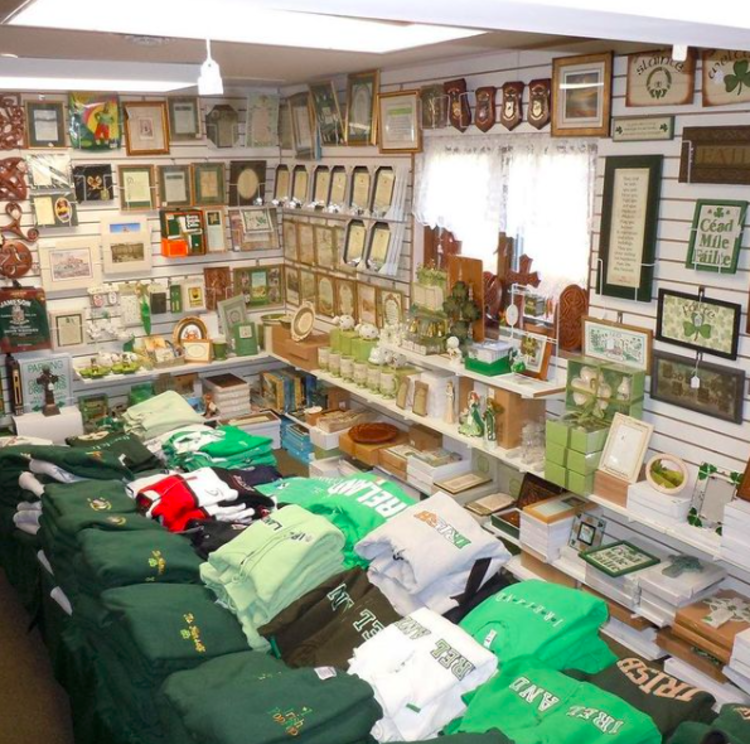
[690,375,701,390]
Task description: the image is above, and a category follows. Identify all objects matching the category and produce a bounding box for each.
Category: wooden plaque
[680,126,750,185]
[444,78,471,132]
[555,284,589,352]
[527,79,551,130]
[474,86,496,133]
[501,82,524,131]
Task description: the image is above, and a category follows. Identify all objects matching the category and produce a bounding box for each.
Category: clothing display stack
[637,555,726,627]
[670,702,750,744]
[726,629,750,695]
[721,500,750,570]
[121,391,206,441]
[202,373,252,419]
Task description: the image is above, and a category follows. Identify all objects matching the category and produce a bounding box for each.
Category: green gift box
[339,330,357,357]
[352,338,377,363]
[546,442,567,467]
[329,328,342,352]
[569,423,610,454]
[567,470,596,497]
[567,449,602,476]
[464,356,512,377]
[545,461,568,489]
[546,419,571,447]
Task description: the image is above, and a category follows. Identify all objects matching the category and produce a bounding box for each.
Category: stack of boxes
[545,357,645,496]
[727,629,750,694]
[281,420,314,464]
[202,373,251,419]
[722,500,750,570]
[519,495,587,564]
[627,479,692,526]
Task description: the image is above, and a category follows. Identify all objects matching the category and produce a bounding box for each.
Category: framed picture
[626,49,696,107]
[582,315,653,371]
[283,219,298,261]
[357,282,377,326]
[646,455,689,496]
[344,219,367,267]
[192,163,225,206]
[291,165,309,204]
[233,321,259,356]
[580,541,660,578]
[308,80,344,145]
[180,278,206,313]
[378,89,421,153]
[275,165,291,203]
[119,165,156,211]
[377,288,404,328]
[217,295,248,336]
[598,155,663,302]
[73,164,113,202]
[39,238,101,292]
[600,413,654,484]
[702,50,750,107]
[286,268,301,306]
[228,207,278,251]
[289,92,315,159]
[183,340,212,364]
[229,160,266,206]
[316,274,335,317]
[158,165,191,207]
[350,166,371,211]
[160,209,205,256]
[366,222,391,272]
[612,115,675,143]
[569,513,607,553]
[686,200,747,273]
[69,92,121,150]
[204,266,232,311]
[123,101,170,156]
[26,153,72,189]
[313,166,331,205]
[204,208,227,253]
[314,225,336,269]
[100,215,151,275]
[31,192,78,228]
[299,268,317,305]
[656,288,741,360]
[168,96,201,141]
[25,101,66,148]
[245,92,280,148]
[330,166,348,206]
[297,222,315,265]
[518,332,552,380]
[234,265,283,307]
[206,104,238,148]
[689,463,742,532]
[335,278,358,319]
[412,380,430,417]
[396,377,410,409]
[518,472,565,508]
[420,84,448,129]
[346,69,379,145]
[18,354,72,413]
[173,316,209,348]
[650,350,745,424]
[371,166,396,216]
[0,287,51,353]
[551,52,613,137]
[49,309,86,350]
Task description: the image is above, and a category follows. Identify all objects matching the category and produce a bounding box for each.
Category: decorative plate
[349,422,399,444]
[291,303,316,341]
[173,316,209,347]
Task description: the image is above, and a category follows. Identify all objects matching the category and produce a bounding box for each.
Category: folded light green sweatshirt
[200,505,345,650]
[122,391,205,441]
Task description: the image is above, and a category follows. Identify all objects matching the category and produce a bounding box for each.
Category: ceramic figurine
[446,336,462,367]
[484,396,497,443]
[445,381,456,425]
[458,391,484,438]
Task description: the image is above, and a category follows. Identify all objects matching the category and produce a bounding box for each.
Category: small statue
[446,336,462,367]
[203,393,218,419]
[458,391,485,438]
[445,381,456,426]
[37,365,60,417]
[484,396,497,444]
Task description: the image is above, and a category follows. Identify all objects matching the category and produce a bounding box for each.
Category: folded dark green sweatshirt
[160,652,382,744]
[669,704,750,744]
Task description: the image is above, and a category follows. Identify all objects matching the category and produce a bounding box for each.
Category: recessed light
[1,53,19,58]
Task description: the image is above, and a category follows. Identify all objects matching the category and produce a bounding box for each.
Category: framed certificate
[204,208,227,253]
[124,101,170,156]
[297,222,315,265]
[274,165,290,202]
[299,268,317,304]
[289,92,314,159]
[344,220,367,267]
[316,274,335,317]
[313,166,331,204]
[25,101,66,148]
[378,89,421,153]
[330,166,348,205]
[345,69,379,146]
[168,97,201,141]
[283,219,298,261]
[371,166,396,215]
[49,309,86,349]
[350,167,371,210]
[357,282,377,326]
[314,225,336,269]
[158,165,192,207]
[286,268,301,306]
[335,278,358,318]
[119,165,155,211]
[192,163,226,206]
[292,165,309,203]
[366,222,391,271]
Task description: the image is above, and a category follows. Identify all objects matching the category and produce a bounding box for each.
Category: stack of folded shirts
[200,505,345,650]
[722,500,750,569]
[65,430,162,473]
[160,652,382,744]
[355,491,510,616]
[637,554,726,627]
[121,391,205,441]
[163,425,276,471]
[727,629,750,694]
[82,584,250,744]
[627,480,692,525]
[349,608,497,742]
[670,702,750,744]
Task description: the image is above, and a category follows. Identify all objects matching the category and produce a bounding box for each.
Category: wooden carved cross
[37,366,60,417]
[506,254,541,288]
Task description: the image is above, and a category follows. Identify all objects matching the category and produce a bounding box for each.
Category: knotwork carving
[0,95,24,150]
[0,157,28,201]
[0,202,39,243]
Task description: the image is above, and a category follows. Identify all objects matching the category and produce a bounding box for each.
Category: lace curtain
[414,132,598,297]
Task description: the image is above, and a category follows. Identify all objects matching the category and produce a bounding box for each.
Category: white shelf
[282,207,407,225]
[379,342,565,400]
[73,353,273,389]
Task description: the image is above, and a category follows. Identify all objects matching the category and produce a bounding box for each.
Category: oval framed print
[291,303,316,341]
[173,316,209,348]
[645,454,689,495]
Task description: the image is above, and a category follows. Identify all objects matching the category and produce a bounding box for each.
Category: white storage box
[309,425,348,451]
[225,411,281,449]
[309,456,345,479]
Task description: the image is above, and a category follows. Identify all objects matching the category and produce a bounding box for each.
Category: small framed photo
[123,101,170,156]
[580,540,660,578]
[291,165,309,203]
[308,80,344,146]
[289,92,315,159]
[600,413,654,484]
[569,513,608,553]
[217,295,248,336]
[335,278,358,319]
[316,274,335,317]
[274,165,291,202]
[314,224,336,269]
[192,162,226,206]
[344,219,367,267]
[518,331,553,380]
[49,309,86,350]
[203,208,227,253]
[229,160,266,206]
[119,165,156,211]
[377,288,404,328]
[73,164,113,202]
[183,339,212,364]
[158,165,192,207]
[181,278,206,313]
[690,463,741,532]
[168,96,201,141]
[552,52,613,138]
[346,69,379,145]
[366,222,391,272]
[39,238,101,292]
[582,315,653,372]
[100,215,151,275]
[31,192,78,228]
[412,380,430,417]
[25,101,66,148]
[357,282,377,326]
[378,89,421,153]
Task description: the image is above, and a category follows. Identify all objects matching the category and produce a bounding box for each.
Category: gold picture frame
[378,89,422,153]
[124,101,170,156]
[345,69,379,146]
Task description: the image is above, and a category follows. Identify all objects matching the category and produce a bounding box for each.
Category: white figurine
[445,381,456,425]
[446,336,462,367]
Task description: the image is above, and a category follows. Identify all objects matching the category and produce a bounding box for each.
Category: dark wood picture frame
[25,101,66,148]
[598,154,663,303]
[228,160,266,207]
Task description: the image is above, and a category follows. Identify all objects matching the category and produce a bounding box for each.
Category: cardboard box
[594,469,630,506]
[568,449,602,475]
[408,424,443,452]
[492,389,546,450]
[545,461,568,489]
[546,442,567,467]
[272,325,330,372]
[567,470,596,497]
[339,429,409,467]
[520,550,577,588]
[657,628,727,683]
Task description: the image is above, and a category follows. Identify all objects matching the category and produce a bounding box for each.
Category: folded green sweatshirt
[200,505,345,650]
[669,704,750,744]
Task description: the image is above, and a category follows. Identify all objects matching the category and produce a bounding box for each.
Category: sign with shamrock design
[703,50,750,106]
[686,200,747,273]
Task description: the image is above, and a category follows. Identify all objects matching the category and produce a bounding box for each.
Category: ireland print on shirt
[413,510,472,549]
[431,639,476,681]
[510,676,560,713]
[617,658,703,701]
[327,478,411,518]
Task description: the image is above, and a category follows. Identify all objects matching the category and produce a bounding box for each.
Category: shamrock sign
[683,311,712,342]
[725,59,750,96]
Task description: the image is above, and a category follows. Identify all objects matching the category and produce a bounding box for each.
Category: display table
[13,407,84,443]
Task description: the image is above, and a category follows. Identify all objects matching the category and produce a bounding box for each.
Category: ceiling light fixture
[197,39,223,96]
[7,0,484,53]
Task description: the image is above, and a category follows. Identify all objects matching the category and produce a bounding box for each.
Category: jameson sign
[627,49,695,106]
[686,200,747,273]
[0,287,51,353]
[703,50,750,106]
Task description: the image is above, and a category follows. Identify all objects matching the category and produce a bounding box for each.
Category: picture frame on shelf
[365,222,391,272]
[229,160,266,207]
[650,350,745,424]
[335,278,357,319]
[217,295,248,337]
[173,316,209,348]
[39,238,101,292]
[68,92,121,150]
[313,165,331,205]
[689,463,742,532]
[685,200,747,273]
[314,224,336,269]
[274,165,290,203]
[420,84,448,130]
[100,215,151,275]
[26,153,72,189]
[289,92,315,159]
[396,377,410,409]
[228,207,278,251]
[656,288,741,360]
[285,268,301,306]
[291,165,309,203]
[308,80,344,146]
[598,155,663,302]
[344,219,367,267]
[233,321,259,356]
[580,541,660,578]
[297,222,315,265]
[582,315,653,371]
[192,162,226,206]
[329,166,348,206]
[599,413,654,484]
[72,164,113,202]
[626,49,696,107]
[30,192,78,228]
[158,164,192,208]
[569,513,608,553]
[283,219,298,261]
[378,89,421,153]
[299,268,317,305]
[552,52,613,138]
[345,69,379,145]
[49,308,86,350]
[245,92,280,148]
[203,208,227,253]
[357,282,377,326]
[411,380,430,417]
[518,331,552,380]
[123,101,170,156]
[206,104,238,148]
[180,278,206,313]
[646,454,689,496]
[371,166,396,216]
[119,165,156,211]
[183,339,213,364]
[350,166,371,211]
[316,274,335,317]
[25,101,66,148]
[377,288,404,328]
[168,96,201,141]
